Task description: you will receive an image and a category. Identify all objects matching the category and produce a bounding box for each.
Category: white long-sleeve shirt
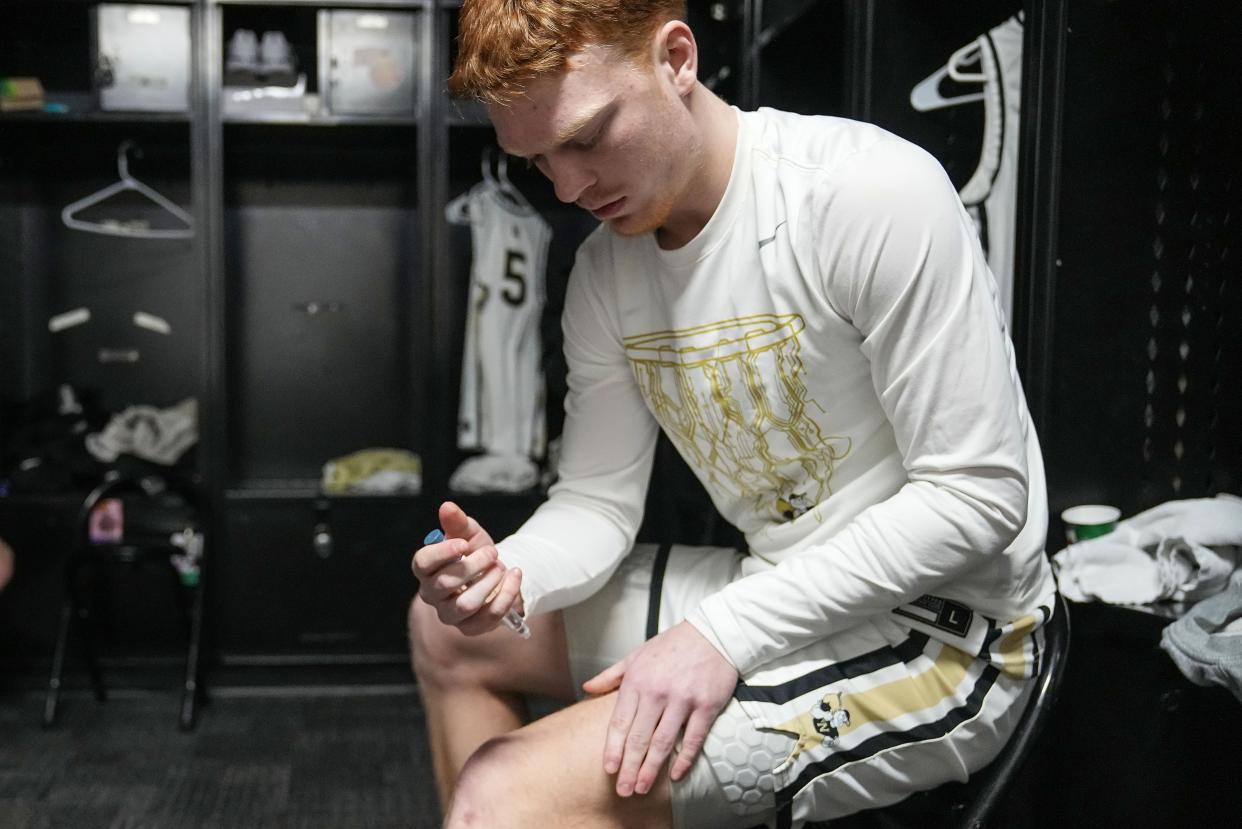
[497,107,1056,676]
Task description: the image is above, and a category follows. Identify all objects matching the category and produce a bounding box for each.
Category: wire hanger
[61,140,195,240]
[910,41,986,112]
[483,145,531,211]
[445,145,534,224]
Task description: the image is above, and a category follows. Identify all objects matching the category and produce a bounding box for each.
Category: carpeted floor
[0,686,441,828]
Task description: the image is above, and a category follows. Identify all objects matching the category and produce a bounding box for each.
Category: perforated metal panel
[1140,23,1240,504]
[1042,0,1241,524]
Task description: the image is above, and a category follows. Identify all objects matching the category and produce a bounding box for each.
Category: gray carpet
[0,687,441,828]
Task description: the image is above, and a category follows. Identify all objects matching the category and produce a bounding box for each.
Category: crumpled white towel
[1053,494,1242,606]
[86,398,198,466]
[449,453,539,494]
[1120,494,1242,549]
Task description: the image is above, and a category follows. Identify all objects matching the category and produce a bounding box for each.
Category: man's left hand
[582,620,739,797]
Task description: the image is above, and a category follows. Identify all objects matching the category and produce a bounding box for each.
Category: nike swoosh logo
[758,220,787,249]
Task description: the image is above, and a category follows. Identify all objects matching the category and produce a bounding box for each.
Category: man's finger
[614,697,663,797]
[439,501,482,540]
[634,702,689,795]
[451,563,505,620]
[412,536,467,580]
[601,687,638,778]
[669,707,715,782]
[582,660,626,696]
[427,546,498,598]
[458,567,523,636]
[482,565,521,609]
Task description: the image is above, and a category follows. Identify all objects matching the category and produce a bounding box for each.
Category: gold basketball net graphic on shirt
[624,314,850,521]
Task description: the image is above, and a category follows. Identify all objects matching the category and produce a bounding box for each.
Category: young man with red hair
[409,2,1056,827]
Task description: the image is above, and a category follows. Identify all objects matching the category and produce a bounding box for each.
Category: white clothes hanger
[910,41,986,112]
[445,145,533,224]
[61,140,195,240]
[947,42,986,83]
[444,187,472,225]
[483,145,531,211]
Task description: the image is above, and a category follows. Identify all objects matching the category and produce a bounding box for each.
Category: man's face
[488,44,700,237]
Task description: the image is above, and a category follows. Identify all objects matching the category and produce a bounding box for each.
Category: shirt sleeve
[495,241,660,619]
[687,137,1031,675]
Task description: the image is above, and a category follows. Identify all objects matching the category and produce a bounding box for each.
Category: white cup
[1060,504,1121,543]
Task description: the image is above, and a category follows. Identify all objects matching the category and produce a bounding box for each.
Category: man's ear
[655,19,698,96]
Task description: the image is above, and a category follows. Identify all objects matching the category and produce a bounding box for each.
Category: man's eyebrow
[553,99,616,145]
[503,99,617,158]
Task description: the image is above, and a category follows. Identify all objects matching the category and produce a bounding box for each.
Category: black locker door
[214,497,420,659]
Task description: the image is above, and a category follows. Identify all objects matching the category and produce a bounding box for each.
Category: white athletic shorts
[562,543,1051,829]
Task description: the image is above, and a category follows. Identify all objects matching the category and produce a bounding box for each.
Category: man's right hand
[412,501,525,636]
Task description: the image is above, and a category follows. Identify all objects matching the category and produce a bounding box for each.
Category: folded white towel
[1053,494,1242,606]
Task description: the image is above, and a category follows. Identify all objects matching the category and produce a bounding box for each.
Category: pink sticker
[88,498,124,544]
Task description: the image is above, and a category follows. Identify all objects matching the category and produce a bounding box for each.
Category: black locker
[223,124,422,486]
[213,497,420,657]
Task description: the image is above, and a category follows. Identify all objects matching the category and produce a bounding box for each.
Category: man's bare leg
[409,598,577,811]
[446,692,673,829]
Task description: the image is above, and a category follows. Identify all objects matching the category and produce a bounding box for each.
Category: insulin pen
[424,528,531,638]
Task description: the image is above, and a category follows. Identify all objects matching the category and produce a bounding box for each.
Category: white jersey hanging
[449,173,551,470]
[957,14,1024,328]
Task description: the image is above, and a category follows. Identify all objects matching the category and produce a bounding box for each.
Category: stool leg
[179,578,205,731]
[42,596,74,728]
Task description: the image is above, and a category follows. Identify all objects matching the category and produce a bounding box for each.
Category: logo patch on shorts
[810,692,851,741]
[893,594,974,638]
[770,691,853,775]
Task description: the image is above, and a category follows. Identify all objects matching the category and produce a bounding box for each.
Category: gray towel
[1160,572,1242,703]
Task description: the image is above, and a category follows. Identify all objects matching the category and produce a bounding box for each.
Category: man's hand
[412,501,524,636]
[582,621,739,797]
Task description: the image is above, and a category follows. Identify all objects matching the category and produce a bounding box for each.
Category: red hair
[449,0,686,104]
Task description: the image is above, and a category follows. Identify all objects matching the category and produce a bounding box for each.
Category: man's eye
[579,128,603,149]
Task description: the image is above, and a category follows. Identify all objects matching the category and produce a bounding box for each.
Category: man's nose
[545,154,595,205]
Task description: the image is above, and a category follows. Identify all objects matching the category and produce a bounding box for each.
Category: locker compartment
[95,3,192,113]
[322,9,419,117]
[213,497,422,659]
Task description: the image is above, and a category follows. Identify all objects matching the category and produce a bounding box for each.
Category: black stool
[43,471,207,731]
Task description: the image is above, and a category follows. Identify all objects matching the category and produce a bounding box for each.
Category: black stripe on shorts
[774,663,1002,808]
[645,543,672,641]
[733,631,931,706]
[976,615,1003,661]
[1029,604,1051,675]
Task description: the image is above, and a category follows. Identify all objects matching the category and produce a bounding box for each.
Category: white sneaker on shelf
[225,28,259,73]
[259,31,295,75]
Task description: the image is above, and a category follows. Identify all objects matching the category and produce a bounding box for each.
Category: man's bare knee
[446,700,674,829]
[444,735,525,828]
